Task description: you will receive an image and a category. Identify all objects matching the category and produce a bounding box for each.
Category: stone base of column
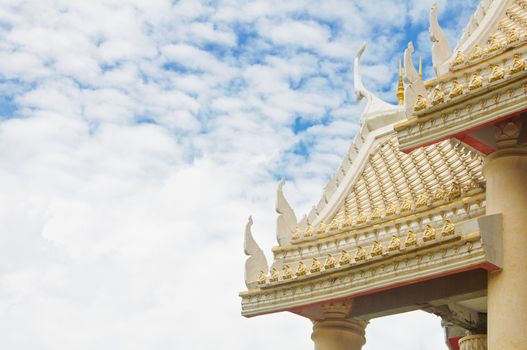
[459,334,487,350]
[311,318,368,350]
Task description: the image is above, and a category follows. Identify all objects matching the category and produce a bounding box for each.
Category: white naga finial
[276,178,297,245]
[403,42,427,116]
[244,216,268,289]
[430,3,451,76]
[354,42,403,129]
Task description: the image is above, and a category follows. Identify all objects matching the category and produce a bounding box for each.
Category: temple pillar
[483,116,527,349]
[459,335,487,350]
[311,300,368,350]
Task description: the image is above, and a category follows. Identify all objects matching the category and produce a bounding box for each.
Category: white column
[311,300,368,350]
[483,116,527,349]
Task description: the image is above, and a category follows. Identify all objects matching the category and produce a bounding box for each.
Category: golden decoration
[510,54,526,74]
[316,221,327,234]
[507,28,520,44]
[452,50,465,66]
[422,224,436,242]
[463,178,481,192]
[328,217,340,231]
[295,261,308,277]
[269,268,280,282]
[258,270,267,285]
[404,230,417,247]
[282,265,294,280]
[468,71,483,90]
[430,88,445,106]
[342,215,353,227]
[415,193,429,208]
[324,254,337,269]
[310,258,322,273]
[489,64,505,82]
[469,45,484,60]
[388,235,401,251]
[413,95,427,111]
[291,226,301,240]
[356,212,367,224]
[400,197,413,212]
[370,207,382,220]
[385,202,397,216]
[304,224,314,238]
[339,250,353,265]
[397,59,405,106]
[448,80,463,98]
[355,246,367,261]
[370,241,383,257]
[448,181,461,200]
[433,187,445,201]
[487,35,501,53]
[441,220,455,237]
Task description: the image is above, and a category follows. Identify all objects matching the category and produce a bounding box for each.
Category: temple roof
[240,0,508,319]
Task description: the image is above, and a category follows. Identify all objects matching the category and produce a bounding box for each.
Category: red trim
[454,134,494,155]
[402,109,527,153]
[449,336,462,350]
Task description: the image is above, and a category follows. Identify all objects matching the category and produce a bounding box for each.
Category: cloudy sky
[0,0,479,349]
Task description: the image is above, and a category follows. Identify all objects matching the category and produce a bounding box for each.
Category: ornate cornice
[240,214,502,317]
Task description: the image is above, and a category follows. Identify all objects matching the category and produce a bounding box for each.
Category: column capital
[459,334,487,350]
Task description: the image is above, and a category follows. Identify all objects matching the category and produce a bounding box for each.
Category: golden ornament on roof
[507,28,520,44]
[510,54,526,74]
[463,178,481,192]
[324,254,337,269]
[316,221,327,234]
[304,224,314,237]
[404,230,417,247]
[414,95,427,111]
[489,64,505,82]
[339,250,353,265]
[448,181,462,200]
[430,88,445,106]
[388,235,401,251]
[441,220,455,237]
[282,265,294,280]
[343,215,354,227]
[355,246,367,261]
[356,212,367,224]
[269,267,280,282]
[292,226,301,240]
[448,80,463,98]
[400,197,413,212]
[416,193,429,208]
[295,261,308,277]
[328,217,340,231]
[469,45,484,60]
[468,71,483,90]
[310,257,322,273]
[385,202,397,216]
[487,35,501,53]
[370,207,382,220]
[370,241,383,257]
[452,50,465,66]
[258,270,267,285]
[422,225,436,242]
[433,187,445,201]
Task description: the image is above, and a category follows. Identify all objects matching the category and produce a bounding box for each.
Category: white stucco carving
[276,178,297,245]
[354,43,403,130]
[403,42,427,116]
[429,3,451,76]
[244,216,268,289]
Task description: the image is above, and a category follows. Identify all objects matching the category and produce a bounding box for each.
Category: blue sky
[0,1,478,349]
